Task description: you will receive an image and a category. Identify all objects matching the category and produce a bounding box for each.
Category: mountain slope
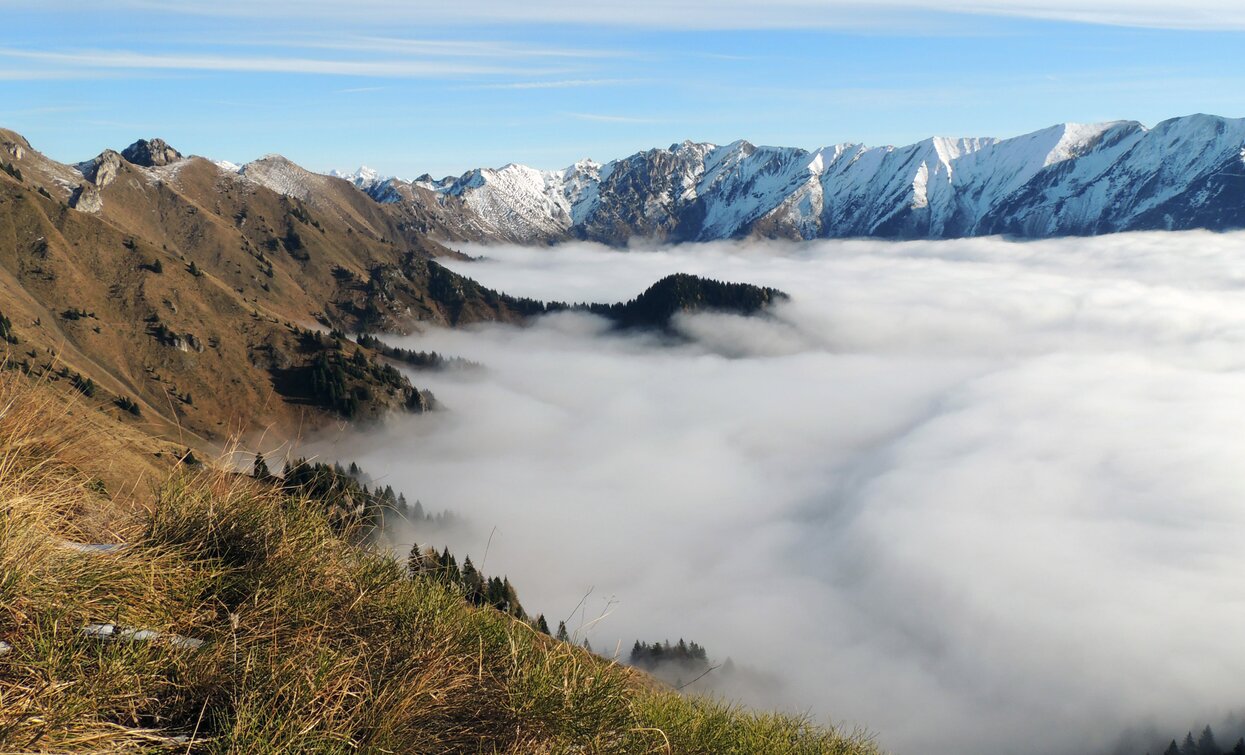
[342,114,1245,244]
[0,130,540,446]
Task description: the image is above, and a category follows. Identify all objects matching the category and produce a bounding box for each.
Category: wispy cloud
[25,0,1245,31]
[0,48,569,78]
[0,68,118,81]
[304,36,630,60]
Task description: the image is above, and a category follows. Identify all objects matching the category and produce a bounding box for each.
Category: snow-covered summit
[329,165,390,188]
[252,114,1245,244]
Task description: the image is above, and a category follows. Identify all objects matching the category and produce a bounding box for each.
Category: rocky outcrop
[69,185,103,213]
[78,150,122,188]
[121,138,182,168]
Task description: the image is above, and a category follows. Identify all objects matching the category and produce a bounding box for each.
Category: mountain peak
[273,113,1245,245]
[330,165,388,187]
[121,138,182,168]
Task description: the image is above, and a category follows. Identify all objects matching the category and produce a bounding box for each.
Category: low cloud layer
[312,232,1245,755]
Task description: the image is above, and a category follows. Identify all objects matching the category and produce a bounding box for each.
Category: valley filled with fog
[312,232,1245,755]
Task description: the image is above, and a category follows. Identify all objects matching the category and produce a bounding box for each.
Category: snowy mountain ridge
[290,114,1245,244]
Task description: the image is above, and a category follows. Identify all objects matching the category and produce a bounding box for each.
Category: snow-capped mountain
[329,165,388,188]
[334,114,1245,245]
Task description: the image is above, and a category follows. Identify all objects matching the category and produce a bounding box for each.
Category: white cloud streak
[21,0,1245,31]
[311,231,1245,755]
[0,47,568,78]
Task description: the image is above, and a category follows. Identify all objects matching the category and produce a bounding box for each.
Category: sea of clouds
[310,231,1245,755]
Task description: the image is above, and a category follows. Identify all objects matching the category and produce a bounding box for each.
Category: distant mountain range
[325,114,1245,245]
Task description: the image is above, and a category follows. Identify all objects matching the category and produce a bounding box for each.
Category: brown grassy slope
[0,372,881,754]
[0,371,187,537]
[0,129,538,446]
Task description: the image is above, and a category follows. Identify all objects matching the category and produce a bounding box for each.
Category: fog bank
[312,232,1245,755]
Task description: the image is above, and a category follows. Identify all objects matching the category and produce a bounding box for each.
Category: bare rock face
[69,185,103,213]
[79,150,123,187]
[3,141,24,161]
[122,138,182,168]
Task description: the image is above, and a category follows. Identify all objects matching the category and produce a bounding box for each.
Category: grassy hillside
[0,129,542,447]
[0,373,880,754]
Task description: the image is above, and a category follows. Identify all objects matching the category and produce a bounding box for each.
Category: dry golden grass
[0,372,882,754]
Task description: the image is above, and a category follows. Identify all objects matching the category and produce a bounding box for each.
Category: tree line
[1148,726,1245,755]
[355,332,481,372]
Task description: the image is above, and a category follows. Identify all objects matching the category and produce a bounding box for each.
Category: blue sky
[2,1,1244,177]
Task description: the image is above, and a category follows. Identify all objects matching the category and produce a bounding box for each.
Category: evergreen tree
[253,452,272,481]
[1197,726,1219,755]
[1181,732,1198,755]
[1231,737,1245,755]
[407,543,430,577]
[485,576,504,608]
[460,557,484,604]
[502,578,523,619]
[440,548,460,585]
[555,621,570,642]
[535,614,551,635]
[0,310,15,344]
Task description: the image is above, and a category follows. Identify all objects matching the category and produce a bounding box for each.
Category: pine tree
[555,621,570,642]
[253,452,272,481]
[407,543,427,577]
[438,548,460,584]
[1181,732,1198,755]
[502,578,523,619]
[1197,726,1219,755]
[485,576,504,608]
[460,557,484,604]
[1231,737,1245,755]
[535,614,550,635]
[0,310,15,344]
